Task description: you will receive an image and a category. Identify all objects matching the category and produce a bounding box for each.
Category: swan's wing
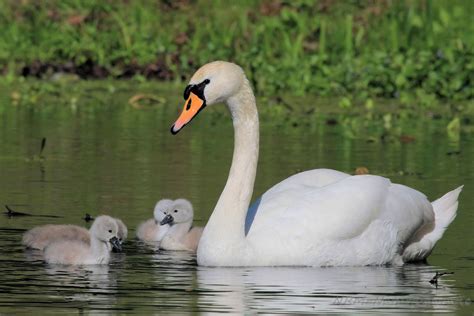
[259,168,351,196]
[380,183,434,244]
[247,175,432,244]
[246,169,350,235]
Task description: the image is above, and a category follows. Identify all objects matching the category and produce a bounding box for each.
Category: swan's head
[171,61,245,134]
[91,215,122,252]
[153,199,174,224]
[159,198,194,226]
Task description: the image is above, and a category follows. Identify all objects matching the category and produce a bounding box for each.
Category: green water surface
[0,82,472,314]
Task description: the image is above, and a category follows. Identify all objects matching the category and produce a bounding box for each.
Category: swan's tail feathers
[403,185,463,263]
[430,185,463,239]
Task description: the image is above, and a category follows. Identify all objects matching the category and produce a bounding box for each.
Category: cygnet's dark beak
[160,214,174,226]
[109,236,122,252]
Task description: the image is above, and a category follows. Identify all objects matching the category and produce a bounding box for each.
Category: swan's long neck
[199,79,259,255]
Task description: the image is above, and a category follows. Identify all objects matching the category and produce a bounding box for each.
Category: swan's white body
[171,61,462,267]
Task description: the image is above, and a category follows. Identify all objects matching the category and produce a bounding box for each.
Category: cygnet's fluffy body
[23,225,89,251]
[22,218,128,251]
[44,215,121,265]
[136,199,173,243]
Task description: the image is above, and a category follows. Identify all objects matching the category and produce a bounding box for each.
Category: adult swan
[170,61,463,267]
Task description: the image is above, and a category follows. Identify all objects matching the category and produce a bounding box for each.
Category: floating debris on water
[429,272,454,287]
[3,205,62,218]
[4,205,32,217]
[83,213,94,222]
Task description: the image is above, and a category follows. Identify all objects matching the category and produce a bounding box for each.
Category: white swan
[170,61,463,267]
[44,215,121,265]
[159,198,203,252]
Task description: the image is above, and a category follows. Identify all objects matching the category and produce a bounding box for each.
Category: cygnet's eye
[119,238,122,242]
[164,211,167,214]
[174,209,178,213]
[108,229,112,233]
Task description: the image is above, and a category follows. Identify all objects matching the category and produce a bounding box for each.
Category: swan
[23,217,127,251]
[44,215,121,265]
[170,61,463,267]
[159,198,204,252]
[136,199,173,243]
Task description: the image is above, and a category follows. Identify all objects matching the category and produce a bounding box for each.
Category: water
[0,85,472,314]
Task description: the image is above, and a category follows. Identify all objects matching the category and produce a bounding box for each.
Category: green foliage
[0,0,472,106]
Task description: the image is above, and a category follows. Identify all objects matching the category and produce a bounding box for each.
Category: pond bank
[1,1,473,104]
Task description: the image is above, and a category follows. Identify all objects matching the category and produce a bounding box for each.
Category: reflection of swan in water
[150,251,197,293]
[196,265,461,313]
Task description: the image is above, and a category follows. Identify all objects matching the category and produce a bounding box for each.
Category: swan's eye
[204,79,210,84]
[174,209,178,213]
[108,229,112,233]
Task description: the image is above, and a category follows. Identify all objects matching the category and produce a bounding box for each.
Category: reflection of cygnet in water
[44,215,122,265]
[22,217,128,252]
[159,199,203,252]
[136,199,174,243]
[45,264,118,305]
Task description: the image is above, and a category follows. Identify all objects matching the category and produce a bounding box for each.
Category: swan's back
[246,169,350,235]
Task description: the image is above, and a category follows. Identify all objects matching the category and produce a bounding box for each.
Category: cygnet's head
[114,218,128,243]
[159,198,194,226]
[171,61,245,134]
[90,215,121,252]
[111,218,127,253]
[153,199,174,224]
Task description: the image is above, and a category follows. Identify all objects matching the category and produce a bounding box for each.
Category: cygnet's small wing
[23,224,90,250]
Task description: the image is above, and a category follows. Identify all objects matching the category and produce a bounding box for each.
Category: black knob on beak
[160,214,174,226]
[109,236,122,252]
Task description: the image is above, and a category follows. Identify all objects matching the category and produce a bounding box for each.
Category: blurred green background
[0,0,473,108]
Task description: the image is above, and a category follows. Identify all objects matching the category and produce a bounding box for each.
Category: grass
[0,0,473,108]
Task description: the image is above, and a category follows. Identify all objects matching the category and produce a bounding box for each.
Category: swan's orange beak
[171,92,206,134]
